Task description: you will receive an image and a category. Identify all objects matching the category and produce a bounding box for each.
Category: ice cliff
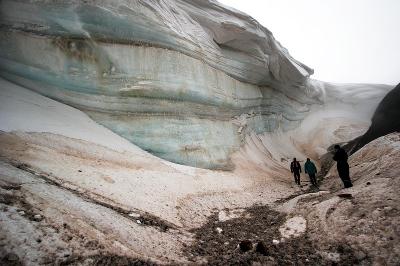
[0,0,391,169]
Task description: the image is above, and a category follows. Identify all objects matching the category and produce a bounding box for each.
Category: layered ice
[0,0,392,168]
[0,0,314,88]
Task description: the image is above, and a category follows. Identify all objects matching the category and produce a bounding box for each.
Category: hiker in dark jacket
[290,158,301,186]
[333,145,353,188]
[304,158,318,187]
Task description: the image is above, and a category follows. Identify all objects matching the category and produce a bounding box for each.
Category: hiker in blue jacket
[304,158,318,187]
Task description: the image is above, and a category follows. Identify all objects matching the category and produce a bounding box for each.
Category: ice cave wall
[0,0,386,169]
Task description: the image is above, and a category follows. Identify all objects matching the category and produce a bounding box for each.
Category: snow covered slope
[0,78,293,228]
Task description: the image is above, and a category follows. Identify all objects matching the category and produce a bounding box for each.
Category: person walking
[333,145,353,188]
[304,158,318,187]
[290,158,302,186]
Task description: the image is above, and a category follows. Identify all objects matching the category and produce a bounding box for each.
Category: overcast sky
[218,0,399,85]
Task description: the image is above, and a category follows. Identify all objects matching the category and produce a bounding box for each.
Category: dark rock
[255,241,269,255]
[349,83,400,154]
[337,245,345,253]
[337,243,353,255]
[6,253,19,261]
[1,252,22,266]
[16,163,30,170]
[239,240,253,252]
[33,214,43,222]
[338,193,353,199]
[366,182,371,185]
[1,184,21,190]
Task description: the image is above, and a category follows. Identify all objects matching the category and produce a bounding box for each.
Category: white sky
[218,0,399,85]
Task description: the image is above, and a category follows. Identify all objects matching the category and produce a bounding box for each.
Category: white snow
[279,215,307,239]
[0,78,149,156]
[218,209,245,222]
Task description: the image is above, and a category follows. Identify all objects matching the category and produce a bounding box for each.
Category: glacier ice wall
[0,0,388,169]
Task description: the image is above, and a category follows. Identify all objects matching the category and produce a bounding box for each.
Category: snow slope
[0,78,150,156]
[0,78,293,229]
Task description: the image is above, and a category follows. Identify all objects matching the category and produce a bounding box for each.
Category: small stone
[78,170,82,172]
[216,227,223,234]
[322,251,341,262]
[136,220,142,224]
[33,214,42,221]
[18,210,25,215]
[366,182,371,185]
[354,250,366,260]
[128,212,140,218]
[85,258,94,264]
[371,209,381,219]
[239,240,252,252]
[224,242,229,245]
[272,239,280,245]
[4,253,19,261]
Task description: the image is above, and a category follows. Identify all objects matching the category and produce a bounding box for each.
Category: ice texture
[0,0,392,168]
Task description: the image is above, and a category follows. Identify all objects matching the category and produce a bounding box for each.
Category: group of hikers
[290,144,353,189]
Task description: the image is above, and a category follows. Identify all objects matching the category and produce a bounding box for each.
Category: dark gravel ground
[59,254,158,266]
[185,205,360,266]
